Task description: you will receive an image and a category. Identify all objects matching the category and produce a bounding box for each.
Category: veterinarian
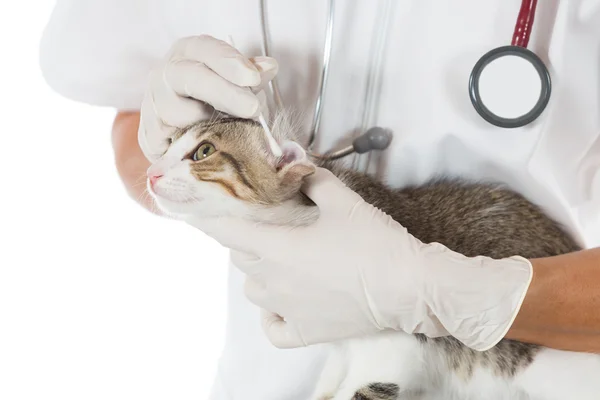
[40,0,600,398]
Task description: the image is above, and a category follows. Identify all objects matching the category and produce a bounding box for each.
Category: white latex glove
[189,168,533,352]
[138,35,278,162]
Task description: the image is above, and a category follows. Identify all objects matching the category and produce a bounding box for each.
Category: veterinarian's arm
[189,169,600,353]
[506,248,600,353]
[111,110,160,214]
[189,168,535,352]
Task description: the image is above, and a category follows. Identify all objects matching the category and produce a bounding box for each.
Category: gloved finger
[187,215,298,255]
[231,250,264,275]
[164,59,261,118]
[171,35,261,87]
[138,91,178,161]
[186,216,257,251]
[261,310,306,349]
[243,277,270,308]
[137,122,163,163]
[150,66,214,128]
[249,56,279,94]
[301,168,365,214]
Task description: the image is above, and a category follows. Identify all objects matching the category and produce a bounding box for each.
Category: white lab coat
[40,1,600,398]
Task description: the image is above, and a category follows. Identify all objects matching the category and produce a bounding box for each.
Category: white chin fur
[149,186,253,221]
[152,195,205,218]
[151,189,318,226]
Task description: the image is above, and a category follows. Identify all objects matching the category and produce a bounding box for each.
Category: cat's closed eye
[192,143,216,161]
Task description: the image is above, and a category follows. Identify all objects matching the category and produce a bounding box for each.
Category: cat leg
[310,343,349,400]
[329,332,424,400]
[515,348,600,400]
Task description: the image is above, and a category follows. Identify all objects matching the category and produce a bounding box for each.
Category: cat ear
[275,140,316,186]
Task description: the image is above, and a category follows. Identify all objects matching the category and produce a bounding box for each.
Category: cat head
[146,115,316,220]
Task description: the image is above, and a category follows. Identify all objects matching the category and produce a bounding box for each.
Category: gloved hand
[188,168,533,352]
[138,35,278,162]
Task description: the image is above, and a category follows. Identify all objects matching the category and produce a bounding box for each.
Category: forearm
[506,247,600,353]
[111,111,163,215]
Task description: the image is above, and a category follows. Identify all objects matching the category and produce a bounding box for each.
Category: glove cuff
[418,243,534,351]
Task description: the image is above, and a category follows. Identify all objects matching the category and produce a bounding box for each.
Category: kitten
[147,114,600,400]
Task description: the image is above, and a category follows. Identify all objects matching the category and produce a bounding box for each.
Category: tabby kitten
[147,115,600,400]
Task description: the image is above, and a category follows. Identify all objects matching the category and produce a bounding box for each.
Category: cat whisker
[132,180,149,189]
[140,188,160,214]
[149,199,160,214]
[134,172,148,185]
[137,187,153,207]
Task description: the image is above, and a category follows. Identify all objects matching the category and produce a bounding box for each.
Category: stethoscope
[258,0,550,161]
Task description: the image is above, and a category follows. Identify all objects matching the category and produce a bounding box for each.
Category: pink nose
[148,174,163,187]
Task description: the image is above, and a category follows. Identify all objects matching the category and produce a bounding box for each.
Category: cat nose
[148,173,163,187]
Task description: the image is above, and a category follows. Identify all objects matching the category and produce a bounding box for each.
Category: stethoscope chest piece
[469,45,551,128]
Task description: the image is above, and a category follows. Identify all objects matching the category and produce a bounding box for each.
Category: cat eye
[192,143,216,161]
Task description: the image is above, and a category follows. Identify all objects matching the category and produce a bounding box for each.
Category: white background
[0,2,230,399]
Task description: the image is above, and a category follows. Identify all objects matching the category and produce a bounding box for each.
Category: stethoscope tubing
[258,0,284,112]
[260,0,551,160]
[259,0,335,151]
[512,0,537,47]
[259,0,392,162]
